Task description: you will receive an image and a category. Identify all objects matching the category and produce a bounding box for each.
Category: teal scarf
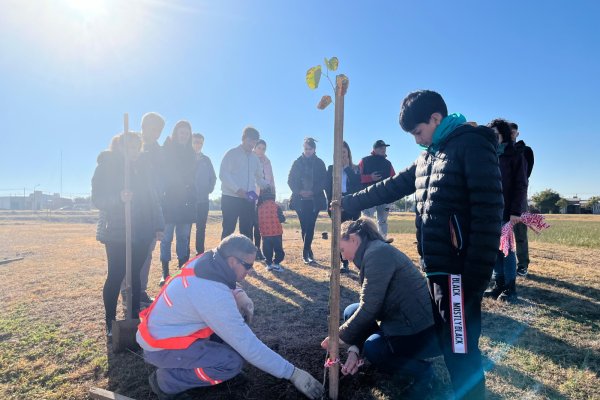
[497,143,506,155]
[422,113,467,153]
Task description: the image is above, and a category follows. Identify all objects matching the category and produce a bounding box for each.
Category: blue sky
[1,0,599,201]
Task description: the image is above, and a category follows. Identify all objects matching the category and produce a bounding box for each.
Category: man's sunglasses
[235,257,254,270]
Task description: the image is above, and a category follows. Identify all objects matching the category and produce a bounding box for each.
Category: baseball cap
[373,140,390,149]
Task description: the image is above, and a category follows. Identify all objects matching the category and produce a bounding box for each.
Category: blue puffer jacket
[342,124,504,289]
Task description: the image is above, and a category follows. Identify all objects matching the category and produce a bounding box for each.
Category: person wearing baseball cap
[357,140,396,238]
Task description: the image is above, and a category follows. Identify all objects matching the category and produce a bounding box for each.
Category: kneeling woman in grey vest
[322,217,440,393]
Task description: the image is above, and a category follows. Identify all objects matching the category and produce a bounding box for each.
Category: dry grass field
[0,211,598,400]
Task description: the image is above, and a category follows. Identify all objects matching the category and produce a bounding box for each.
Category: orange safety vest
[138,256,214,350]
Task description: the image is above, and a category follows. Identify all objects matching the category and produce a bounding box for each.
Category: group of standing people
[92,87,535,400]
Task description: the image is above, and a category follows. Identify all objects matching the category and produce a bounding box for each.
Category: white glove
[290,367,324,399]
[233,289,254,324]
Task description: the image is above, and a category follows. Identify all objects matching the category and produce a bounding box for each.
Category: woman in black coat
[92,132,164,336]
[326,141,362,271]
[287,137,327,264]
[484,119,528,302]
[158,120,197,284]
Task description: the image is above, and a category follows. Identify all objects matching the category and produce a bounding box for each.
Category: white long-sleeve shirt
[220,145,267,197]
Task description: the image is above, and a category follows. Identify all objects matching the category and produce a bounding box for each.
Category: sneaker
[271,264,284,272]
[106,323,113,338]
[517,266,528,277]
[256,251,266,261]
[148,371,175,400]
[140,291,155,306]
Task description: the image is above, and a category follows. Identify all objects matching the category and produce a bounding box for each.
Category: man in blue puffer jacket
[341,90,503,400]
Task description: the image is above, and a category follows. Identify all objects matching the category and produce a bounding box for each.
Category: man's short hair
[399,90,448,132]
[141,112,165,132]
[242,126,260,141]
[217,234,257,260]
[509,122,519,130]
[192,133,205,140]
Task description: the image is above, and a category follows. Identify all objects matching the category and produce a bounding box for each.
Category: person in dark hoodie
[321,218,439,398]
[326,141,362,272]
[358,140,396,239]
[483,119,528,302]
[159,120,197,286]
[340,90,503,400]
[510,122,534,277]
[191,133,217,256]
[287,137,327,265]
[92,132,165,337]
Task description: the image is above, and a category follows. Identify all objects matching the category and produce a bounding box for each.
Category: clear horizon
[1,0,599,201]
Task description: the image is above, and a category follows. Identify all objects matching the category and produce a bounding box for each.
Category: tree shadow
[482,311,598,385]
[518,278,600,329]
[524,272,600,308]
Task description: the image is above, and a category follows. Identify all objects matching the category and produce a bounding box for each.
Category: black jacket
[339,239,434,345]
[287,154,327,212]
[92,151,164,244]
[161,137,197,224]
[515,140,534,178]
[359,153,395,187]
[499,144,528,221]
[195,153,217,203]
[342,124,504,288]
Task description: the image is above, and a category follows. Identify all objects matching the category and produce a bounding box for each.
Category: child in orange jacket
[257,187,286,272]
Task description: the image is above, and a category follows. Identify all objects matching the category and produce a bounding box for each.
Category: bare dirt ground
[0,211,598,399]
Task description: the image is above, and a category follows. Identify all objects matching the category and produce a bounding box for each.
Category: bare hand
[329,200,343,212]
[510,215,522,224]
[370,172,382,181]
[120,190,133,203]
[321,336,345,350]
[236,189,247,198]
[341,352,361,376]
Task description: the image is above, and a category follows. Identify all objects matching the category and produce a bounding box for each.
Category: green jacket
[339,239,434,345]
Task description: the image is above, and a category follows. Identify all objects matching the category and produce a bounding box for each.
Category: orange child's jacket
[257,200,284,237]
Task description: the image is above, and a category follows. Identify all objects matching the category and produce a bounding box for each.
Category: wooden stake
[327,75,347,400]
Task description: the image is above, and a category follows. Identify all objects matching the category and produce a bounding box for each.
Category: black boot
[498,280,517,302]
[483,276,505,299]
[302,249,310,264]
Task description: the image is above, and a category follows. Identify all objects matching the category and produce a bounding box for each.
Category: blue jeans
[492,250,517,282]
[160,223,192,264]
[343,303,439,377]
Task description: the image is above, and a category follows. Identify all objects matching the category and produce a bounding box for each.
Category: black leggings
[295,199,319,254]
[103,240,151,323]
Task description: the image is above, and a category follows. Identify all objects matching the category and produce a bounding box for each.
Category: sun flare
[62,0,109,21]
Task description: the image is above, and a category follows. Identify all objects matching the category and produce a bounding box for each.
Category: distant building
[0,192,73,210]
